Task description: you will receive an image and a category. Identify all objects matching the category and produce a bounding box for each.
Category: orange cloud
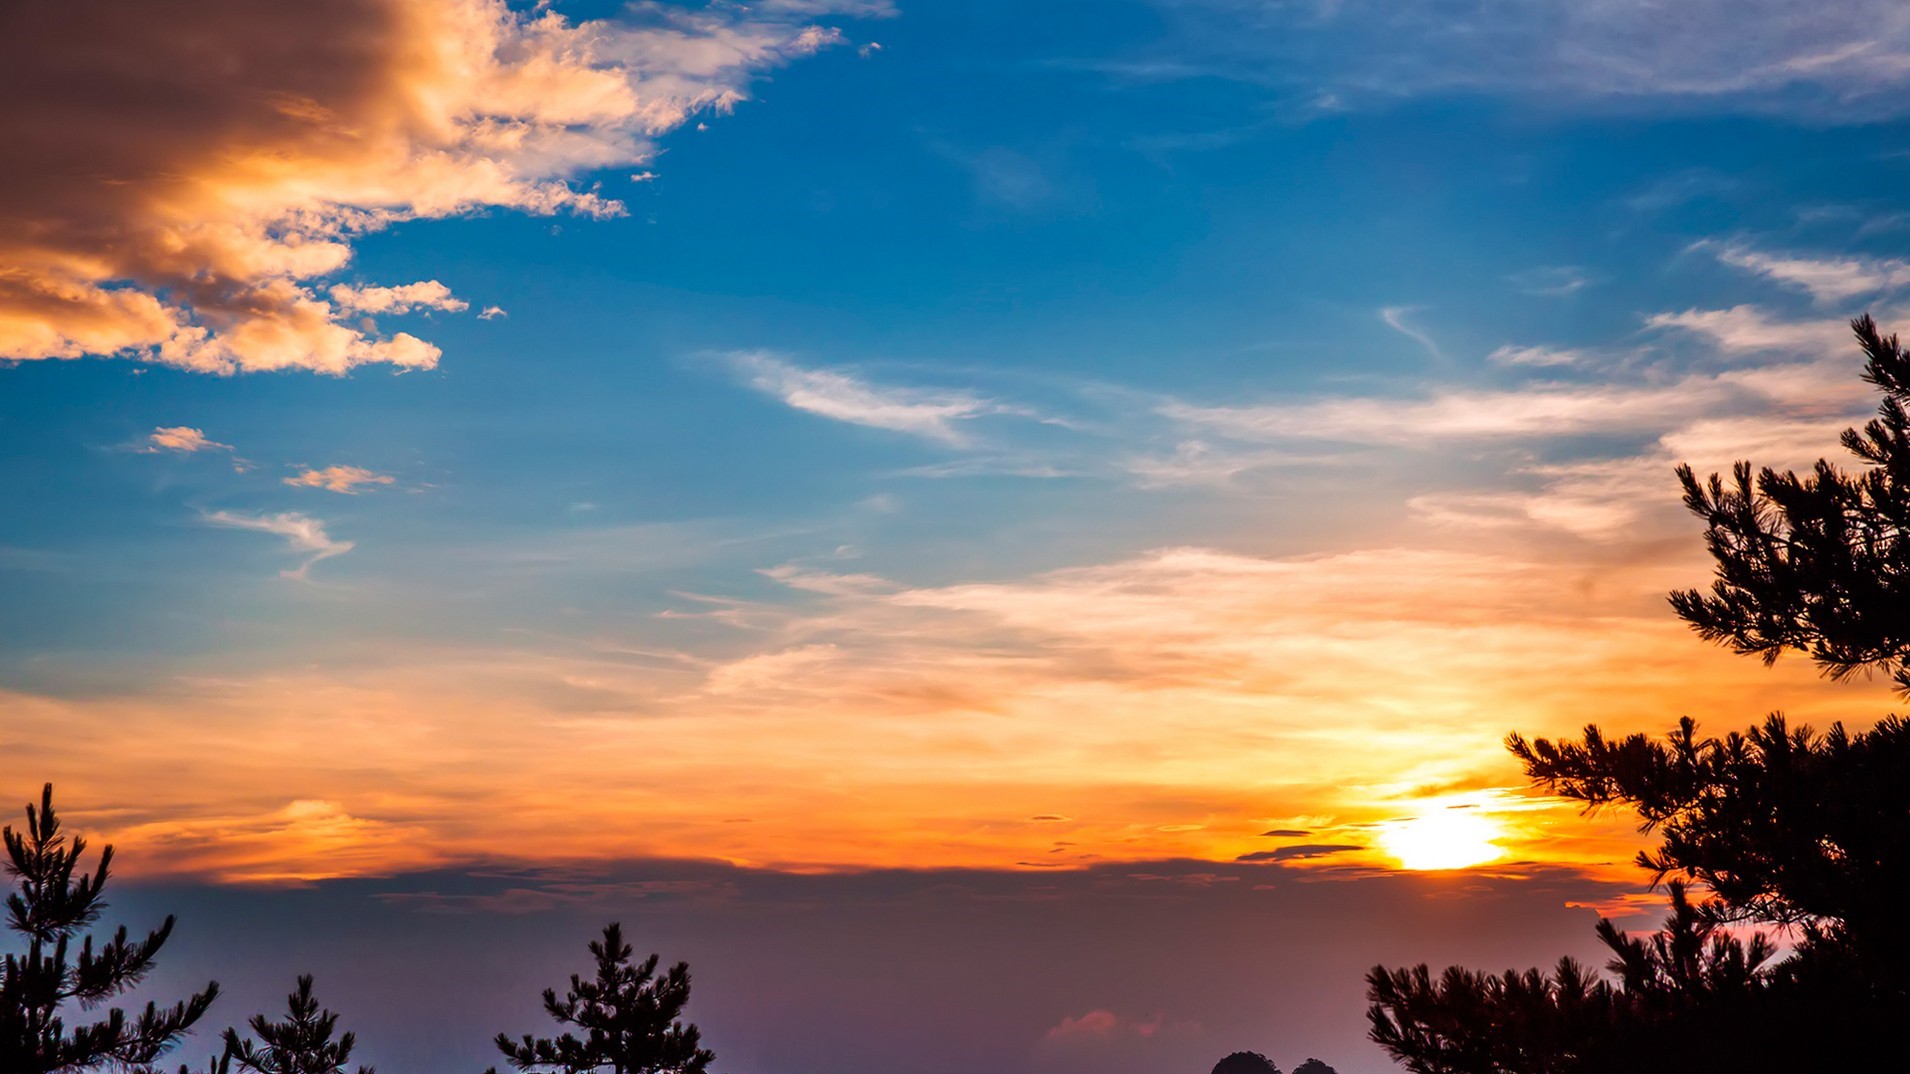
[144,426,231,453]
[105,799,445,885]
[18,299,1900,886]
[0,0,843,374]
[285,465,396,494]
[3,519,1888,886]
[328,280,468,316]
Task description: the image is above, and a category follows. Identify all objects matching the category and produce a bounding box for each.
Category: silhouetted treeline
[0,784,713,1074]
[1367,317,1910,1072]
[1210,1051,1339,1074]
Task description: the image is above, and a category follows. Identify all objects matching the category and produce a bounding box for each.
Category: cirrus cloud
[1153,0,1910,118]
[729,351,1005,445]
[203,509,354,578]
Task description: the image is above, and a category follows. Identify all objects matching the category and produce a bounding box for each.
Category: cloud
[328,280,469,315]
[1161,369,1829,446]
[1646,305,1854,355]
[19,297,1904,890]
[1407,409,1870,543]
[960,147,1063,212]
[1046,1010,1128,1040]
[0,0,847,374]
[1380,305,1445,362]
[1157,307,1877,451]
[1121,439,1335,488]
[106,799,438,883]
[1042,1008,1199,1046]
[284,465,397,494]
[1154,0,1910,116]
[144,426,231,453]
[729,351,1001,444]
[1509,266,1593,297]
[705,643,844,694]
[1487,344,1581,368]
[1235,844,1364,862]
[4,518,1890,884]
[477,306,508,320]
[1704,242,1910,304]
[203,509,354,578]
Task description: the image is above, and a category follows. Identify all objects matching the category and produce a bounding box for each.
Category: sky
[5,0,1910,1071]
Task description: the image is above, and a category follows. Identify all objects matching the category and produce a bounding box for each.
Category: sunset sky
[5,1,1910,1071]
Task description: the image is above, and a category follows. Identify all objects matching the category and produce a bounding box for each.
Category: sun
[1378,809,1505,871]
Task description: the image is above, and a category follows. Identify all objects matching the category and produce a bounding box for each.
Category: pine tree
[1366,317,1910,1073]
[222,975,371,1074]
[0,783,221,1073]
[1671,314,1910,692]
[488,923,713,1074]
[1367,883,1773,1074]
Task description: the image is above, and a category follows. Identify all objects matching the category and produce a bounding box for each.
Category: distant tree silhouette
[488,922,712,1074]
[1367,317,1910,1073]
[1291,1061,1338,1074]
[221,975,371,1074]
[0,783,220,1073]
[1211,1052,1281,1074]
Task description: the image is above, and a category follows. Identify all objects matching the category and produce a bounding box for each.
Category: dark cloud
[1235,845,1365,863]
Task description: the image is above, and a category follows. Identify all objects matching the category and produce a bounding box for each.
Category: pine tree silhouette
[1367,883,1773,1073]
[0,783,220,1073]
[488,923,713,1074]
[1366,317,1910,1073]
[221,975,371,1074]
[1671,315,1910,692]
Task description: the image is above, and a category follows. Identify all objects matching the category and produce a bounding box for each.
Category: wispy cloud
[1487,344,1582,368]
[1702,241,1910,304]
[0,0,851,373]
[284,465,396,494]
[7,521,1881,882]
[203,510,354,578]
[1646,305,1854,355]
[1138,307,1873,518]
[1160,368,1832,446]
[1380,305,1445,363]
[1409,409,1861,542]
[1044,1010,1189,1042]
[143,426,231,454]
[729,351,1003,445]
[1122,439,1331,487]
[105,799,438,883]
[1149,0,1910,117]
[1509,265,1593,297]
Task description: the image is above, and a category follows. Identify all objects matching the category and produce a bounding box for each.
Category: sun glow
[1378,809,1506,871]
